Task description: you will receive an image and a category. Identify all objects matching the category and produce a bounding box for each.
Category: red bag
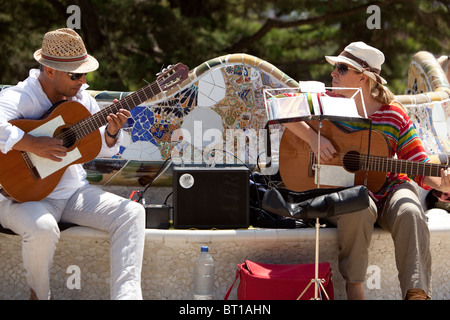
[224,260,334,300]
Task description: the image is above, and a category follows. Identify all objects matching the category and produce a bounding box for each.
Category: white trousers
[0,185,146,300]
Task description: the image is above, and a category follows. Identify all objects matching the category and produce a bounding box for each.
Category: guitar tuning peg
[156,65,166,77]
[156,64,177,77]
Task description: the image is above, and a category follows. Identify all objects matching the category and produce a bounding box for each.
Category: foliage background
[0,0,448,94]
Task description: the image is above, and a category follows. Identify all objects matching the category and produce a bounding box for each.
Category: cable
[135,157,173,204]
[135,154,186,204]
[164,191,173,206]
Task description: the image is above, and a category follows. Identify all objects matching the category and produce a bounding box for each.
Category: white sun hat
[325,41,387,84]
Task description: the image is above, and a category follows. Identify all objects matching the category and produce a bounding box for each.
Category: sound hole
[343,151,360,172]
[59,128,77,148]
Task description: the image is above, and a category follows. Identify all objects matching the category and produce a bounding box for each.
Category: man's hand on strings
[12,134,67,162]
[105,99,130,136]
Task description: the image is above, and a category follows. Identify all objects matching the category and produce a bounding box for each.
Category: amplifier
[172,166,250,229]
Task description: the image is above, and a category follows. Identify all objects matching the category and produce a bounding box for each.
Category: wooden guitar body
[279,119,391,193]
[0,102,101,202]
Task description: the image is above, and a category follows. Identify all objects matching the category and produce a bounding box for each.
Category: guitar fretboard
[71,80,162,140]
[360,154,446,177]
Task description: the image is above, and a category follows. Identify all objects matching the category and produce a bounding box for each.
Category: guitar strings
[53,64,185,145]
[308,150,446,176]
[53,78,164,145]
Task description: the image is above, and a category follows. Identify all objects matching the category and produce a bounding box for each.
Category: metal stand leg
[296,118,330,300]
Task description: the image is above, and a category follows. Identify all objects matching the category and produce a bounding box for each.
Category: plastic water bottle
[193,246,215,300]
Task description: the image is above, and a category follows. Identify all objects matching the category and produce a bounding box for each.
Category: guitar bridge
[314,164,355,187]
[308,151,315,177]
[308,149,354,187]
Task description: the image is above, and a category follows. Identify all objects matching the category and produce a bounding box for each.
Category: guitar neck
[73,80,162,138]
[361,154,446,177]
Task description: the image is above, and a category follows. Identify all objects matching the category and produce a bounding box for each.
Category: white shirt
[0,69,122,199]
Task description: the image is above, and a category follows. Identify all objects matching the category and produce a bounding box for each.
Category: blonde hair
[367,77,395,105]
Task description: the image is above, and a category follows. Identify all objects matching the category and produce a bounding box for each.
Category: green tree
[0,0,448,94]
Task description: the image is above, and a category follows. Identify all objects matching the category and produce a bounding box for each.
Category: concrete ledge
[1,208,450,300]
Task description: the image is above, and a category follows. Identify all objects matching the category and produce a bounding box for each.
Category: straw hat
[34,28,99,73]
[325,41,387,84]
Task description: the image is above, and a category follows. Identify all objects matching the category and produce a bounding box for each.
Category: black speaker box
[173,166,250,229]
[145,204,170,229]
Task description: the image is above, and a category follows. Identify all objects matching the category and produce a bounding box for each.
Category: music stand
[263,87,371,300]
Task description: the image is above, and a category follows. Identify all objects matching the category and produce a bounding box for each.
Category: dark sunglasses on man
[334,63,360,75]
[65,72,87,81]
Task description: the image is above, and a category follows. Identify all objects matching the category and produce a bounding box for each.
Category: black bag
[249,173,303,228]
[262,185,370,220]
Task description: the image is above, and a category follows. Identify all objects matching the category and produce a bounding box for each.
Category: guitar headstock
[156,63,189,92]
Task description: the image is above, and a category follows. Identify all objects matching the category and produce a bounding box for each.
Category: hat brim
[325,55,387,84]
[34,49,99,74]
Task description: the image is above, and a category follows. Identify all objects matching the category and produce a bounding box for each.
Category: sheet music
[320,96,360,117]
[27,116,82,179]
[266,94,311,120]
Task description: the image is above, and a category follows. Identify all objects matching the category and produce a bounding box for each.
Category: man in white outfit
[0,28,146,300]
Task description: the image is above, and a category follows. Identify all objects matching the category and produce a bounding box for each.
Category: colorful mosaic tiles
[89,54,298,166]
[400,51,450,154]
[1,52,448,187]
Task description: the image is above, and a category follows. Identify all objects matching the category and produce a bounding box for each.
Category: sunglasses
[333,64,360,75]
[65,72,87,81]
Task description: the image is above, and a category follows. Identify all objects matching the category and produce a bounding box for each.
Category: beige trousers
[328,183,432,299]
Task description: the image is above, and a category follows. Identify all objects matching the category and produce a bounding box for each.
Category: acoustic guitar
[279,119,447,193]
[0,63,189,202]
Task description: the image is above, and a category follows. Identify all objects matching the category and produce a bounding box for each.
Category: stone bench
[1,204,449,300]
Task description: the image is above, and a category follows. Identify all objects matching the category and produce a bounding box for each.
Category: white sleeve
[0,89,31,154]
